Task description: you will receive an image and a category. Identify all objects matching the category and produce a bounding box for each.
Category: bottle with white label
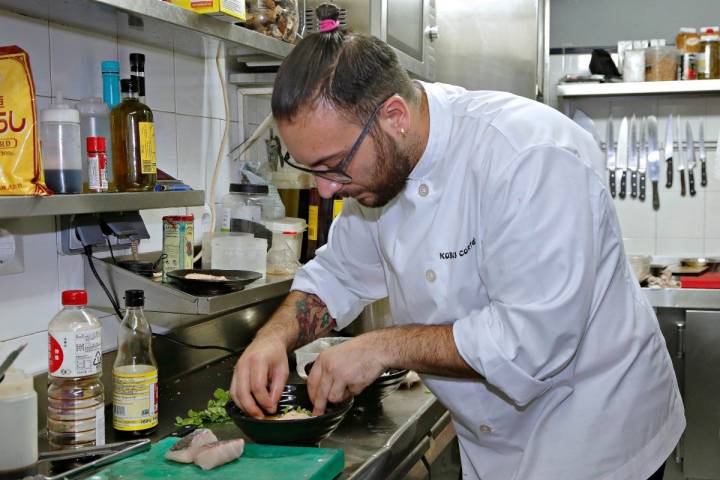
[47,290,105,449]
[113,290,158,437]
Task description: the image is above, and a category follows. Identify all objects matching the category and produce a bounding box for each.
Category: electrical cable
[106,237,117,265]
[80,232,245,354]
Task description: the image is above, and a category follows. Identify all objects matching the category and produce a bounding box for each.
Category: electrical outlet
[57,215,132,255]
[0,228,23,275]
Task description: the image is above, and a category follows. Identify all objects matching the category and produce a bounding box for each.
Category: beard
[358,128,415,208]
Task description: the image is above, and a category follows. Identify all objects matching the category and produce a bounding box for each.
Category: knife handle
[652,181,660,210]
[630,171,638,198]
[666,158,673,188]
[689,170,696,196]
[680,170,687,196]
[609,170,616,197]
[639,173,646,201]
[702,162,708,187]
[619,171,627,199]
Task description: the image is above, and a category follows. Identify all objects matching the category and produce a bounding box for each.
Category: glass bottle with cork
[112,289,158,438]
[110,78,157,192]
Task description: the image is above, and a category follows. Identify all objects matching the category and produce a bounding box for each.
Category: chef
[230,8,685,480]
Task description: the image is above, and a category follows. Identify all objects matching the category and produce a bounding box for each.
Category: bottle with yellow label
[113,290,158,437]
[110,78,156,191]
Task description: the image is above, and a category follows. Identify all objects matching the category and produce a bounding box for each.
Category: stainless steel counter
[643,288,720,310]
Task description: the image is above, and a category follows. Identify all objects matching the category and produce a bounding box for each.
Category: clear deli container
[645,46,678,81]
[262,217,307,275]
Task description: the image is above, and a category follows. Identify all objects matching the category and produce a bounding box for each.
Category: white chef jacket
[292,82,685,480]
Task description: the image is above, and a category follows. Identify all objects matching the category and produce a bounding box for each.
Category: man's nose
[315,177,342,198]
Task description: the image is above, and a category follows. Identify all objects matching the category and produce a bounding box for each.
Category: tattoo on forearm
[295,294,335,347]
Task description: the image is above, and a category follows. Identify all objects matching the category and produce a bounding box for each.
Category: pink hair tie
[319,19,340,33]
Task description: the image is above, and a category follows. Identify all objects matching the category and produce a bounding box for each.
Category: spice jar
[646,46,678,81]
[698,35,720,79]
[676,27,700,53]
[244,0,299,43]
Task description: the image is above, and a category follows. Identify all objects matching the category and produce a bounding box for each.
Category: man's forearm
[255,290,337,350]
[368,324,480,379]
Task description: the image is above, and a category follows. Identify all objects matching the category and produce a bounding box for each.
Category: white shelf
[557,79,720,98]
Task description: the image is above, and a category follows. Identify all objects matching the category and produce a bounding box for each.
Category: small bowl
[225,384,353,446]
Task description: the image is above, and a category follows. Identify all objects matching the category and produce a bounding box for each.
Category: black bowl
[353,368,409,407]
[224,384,353,446]
[166,269,262,296]
[303,363,408,408]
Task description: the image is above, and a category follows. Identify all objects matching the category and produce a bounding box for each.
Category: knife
[639,117,647,202]
[677,115,687,196]
[664,114,674,188]
[687,121,697,196]
[0,343,26,383]
[616,117,629,199]
[629,115,639,198]
[606,116,616,197]
[699,121,708,187]
[647,116,661,210]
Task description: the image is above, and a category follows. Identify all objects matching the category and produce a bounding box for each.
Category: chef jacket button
[425,269,436,282]
[479,424,492,434]
[418,183,429,197]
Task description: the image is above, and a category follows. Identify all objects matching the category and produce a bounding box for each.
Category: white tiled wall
[552,53,720,257]
[0,8,241,373]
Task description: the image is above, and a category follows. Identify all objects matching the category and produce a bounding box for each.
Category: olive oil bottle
[110,78,156,191]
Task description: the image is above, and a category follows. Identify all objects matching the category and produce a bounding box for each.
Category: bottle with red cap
[47,290,105,449]
[86,136,109,193]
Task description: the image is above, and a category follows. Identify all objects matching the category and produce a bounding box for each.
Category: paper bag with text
[0,45,50,195]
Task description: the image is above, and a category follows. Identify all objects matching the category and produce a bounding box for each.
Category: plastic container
[0,367,37,477]
[162,215,194,281]
[47,290,105,449]
[699,35,720,79]
[262,217,307,275]
[244,0,299,43]
[101,60,121,109]
[211,234,267,278]
[39,92,82,193]
[220,183,271,232]
[645,46,678,81]
[623,49,646,82]
[78,97,113,192]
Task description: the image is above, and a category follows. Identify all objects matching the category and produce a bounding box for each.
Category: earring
[400,128,407,136]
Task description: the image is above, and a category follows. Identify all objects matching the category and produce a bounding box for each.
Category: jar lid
[162,215,194,221]
[124,289,145,307]
[229,183,269,194]
[702,35,720,41]
[62,290,88,306]
[39,92,80,124]
[0,368,34,399]
[262,217,308,233]
[86,136,107,153]
[679,27,698,34]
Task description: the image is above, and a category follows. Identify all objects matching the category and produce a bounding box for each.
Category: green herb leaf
[174,388,233,427]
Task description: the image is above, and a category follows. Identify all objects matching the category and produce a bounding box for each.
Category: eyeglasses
[282,93,397,184]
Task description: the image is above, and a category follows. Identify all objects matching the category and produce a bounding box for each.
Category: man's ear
[379,95,411,137]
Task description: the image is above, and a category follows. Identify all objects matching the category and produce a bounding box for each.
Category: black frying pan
[166,269,262,296]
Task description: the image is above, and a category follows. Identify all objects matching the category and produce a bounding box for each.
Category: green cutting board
[88,437,344,480]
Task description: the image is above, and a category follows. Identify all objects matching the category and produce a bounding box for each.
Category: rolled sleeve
[291,199,388,330]
[453,145,597,406]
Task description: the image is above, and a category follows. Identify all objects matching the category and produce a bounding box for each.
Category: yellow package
[166,0,246,23]
[0,45,49,195]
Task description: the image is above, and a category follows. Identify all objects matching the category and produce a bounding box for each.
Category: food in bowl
[184,273,229,281]
[266,405,313,421]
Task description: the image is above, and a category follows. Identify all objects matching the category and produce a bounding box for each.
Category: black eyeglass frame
[281,93,397,184]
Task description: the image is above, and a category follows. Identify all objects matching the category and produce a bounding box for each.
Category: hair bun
[316,2,340,21]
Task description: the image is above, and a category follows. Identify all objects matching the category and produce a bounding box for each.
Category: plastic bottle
[47,290,105,449]
[113,290,158,437]
[0,368,38,478]
[78,97,113,192]
[86,136,108,193]
[101,60,121,109]
[39,92,82,193]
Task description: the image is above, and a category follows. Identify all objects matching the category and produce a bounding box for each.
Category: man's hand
[307,335,387,416]
[230,336,289,418]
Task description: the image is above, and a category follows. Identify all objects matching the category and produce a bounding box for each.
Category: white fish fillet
[165,428,218,463]
[185,273,228,281]
[194,439,246,471]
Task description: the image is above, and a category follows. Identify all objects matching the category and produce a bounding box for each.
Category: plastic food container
[623,49,646,82]
[220,183,269,232]
[244,0,299,43]
[262,217,307,275]
[211,234,267,278]
[294,337,351,379]
[39,92,82,193]
[645,46,678,81]
[0,368,37,476]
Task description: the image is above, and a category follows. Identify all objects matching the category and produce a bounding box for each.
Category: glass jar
[646,46,678,81]
[220,183,271,232]
[676,27,699,53]
[244,0,299,43]
[698,35,720,79]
